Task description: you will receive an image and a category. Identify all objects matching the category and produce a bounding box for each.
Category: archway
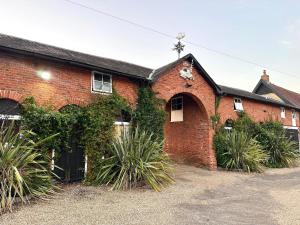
[54,104,85,183]
[164,93,210,166]
[0,98,22,120]
[0,98,22,130]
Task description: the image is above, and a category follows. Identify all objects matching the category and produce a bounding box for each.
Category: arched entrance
[0,98,22,120]
[164,93,210,166]
[55,104,85,183]
[0,98,22,130]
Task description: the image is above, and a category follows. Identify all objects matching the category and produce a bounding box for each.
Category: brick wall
[164,94,210,166]
[152,60,217,169]
[0,52,139,109]
[219,96,298,127]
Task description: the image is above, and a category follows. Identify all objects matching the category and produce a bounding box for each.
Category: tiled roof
[219,85,296,109]
[267,82,300,108]
[253,79,300,109]
[0,33,152,79]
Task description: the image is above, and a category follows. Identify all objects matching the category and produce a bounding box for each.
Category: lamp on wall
[37,70,51,81]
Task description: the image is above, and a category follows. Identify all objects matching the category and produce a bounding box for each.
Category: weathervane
[173,33,185,59]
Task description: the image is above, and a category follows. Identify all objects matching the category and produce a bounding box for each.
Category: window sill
[91,90,112,95]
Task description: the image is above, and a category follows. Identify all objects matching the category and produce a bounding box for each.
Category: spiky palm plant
[217,130,268,173]
[93,126,174,191]
[0,122,57,213]
[257,128,299,168]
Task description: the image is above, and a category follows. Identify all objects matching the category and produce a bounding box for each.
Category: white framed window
[292,109,297,126]
[92,71,112,93]
[233,98,243,111]
[171,96,183,122]
[114,121,130,138]
[281,107,286,118]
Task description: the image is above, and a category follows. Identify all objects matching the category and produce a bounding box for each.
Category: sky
[0,0,300,92]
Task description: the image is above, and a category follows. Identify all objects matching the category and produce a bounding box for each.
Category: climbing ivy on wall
[83,91,131,181]
[133,86,166,141]
[21,97,85,158]
[21,87,166,180]
[21,91,131,180]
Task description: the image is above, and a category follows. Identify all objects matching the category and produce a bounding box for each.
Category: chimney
[261,70,269,82]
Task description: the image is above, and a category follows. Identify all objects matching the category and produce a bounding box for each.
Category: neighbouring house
[0,34,299,181]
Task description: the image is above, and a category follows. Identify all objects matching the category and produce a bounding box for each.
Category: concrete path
[1,165,300,225]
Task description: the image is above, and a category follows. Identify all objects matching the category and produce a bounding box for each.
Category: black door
[54,104,85,183]
[54,137,85,183]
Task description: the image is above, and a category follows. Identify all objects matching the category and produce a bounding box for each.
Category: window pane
[94,73,102,81]
[234,98,241,103]
[234,102,243,111]
[102,82,112,92]
[103,75,111,83]
[171,97,183,111]
[94,80,102,91]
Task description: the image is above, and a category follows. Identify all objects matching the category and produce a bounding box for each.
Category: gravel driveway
[1,164,300,225]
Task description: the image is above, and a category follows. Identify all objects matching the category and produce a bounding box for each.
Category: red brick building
[0,34,299,171]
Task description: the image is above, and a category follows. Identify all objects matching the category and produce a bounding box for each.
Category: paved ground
[1,164,300,225]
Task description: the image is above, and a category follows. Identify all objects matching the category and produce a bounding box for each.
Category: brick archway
[56,98,86,110]
[164,92,213,167]
[0,89,23,102]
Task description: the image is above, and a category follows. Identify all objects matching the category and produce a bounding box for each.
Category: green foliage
[20,89,167,185]
[214,130,268,173]
[21,92,131,182]
[210,113,220,130]
[93,126,174,191]
[21,97,85,158]
[134,87,166,141]
[0,122,56,213]
[215,114,300,171]
[256,120,299,168]
[232,112,258,137]
[83,91,132,180]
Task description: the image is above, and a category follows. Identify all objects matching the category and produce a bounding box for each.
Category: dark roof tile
[0,33,152,79]
[268,82,300,108]
[219,85,296,109]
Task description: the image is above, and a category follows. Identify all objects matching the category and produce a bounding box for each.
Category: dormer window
[233,98,243,111]
[92,72,112,93]
[280,107,285,118]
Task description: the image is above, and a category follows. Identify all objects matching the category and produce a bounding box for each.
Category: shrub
[232,112,258,137]
[0,122,56,213]
[256,120,299,168]
[93,126,174,191]
[214,130,268,173]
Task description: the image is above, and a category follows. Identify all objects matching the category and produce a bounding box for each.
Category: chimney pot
[261,70,269,82]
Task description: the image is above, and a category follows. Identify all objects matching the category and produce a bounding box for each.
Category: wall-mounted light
[37,70,51,81]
